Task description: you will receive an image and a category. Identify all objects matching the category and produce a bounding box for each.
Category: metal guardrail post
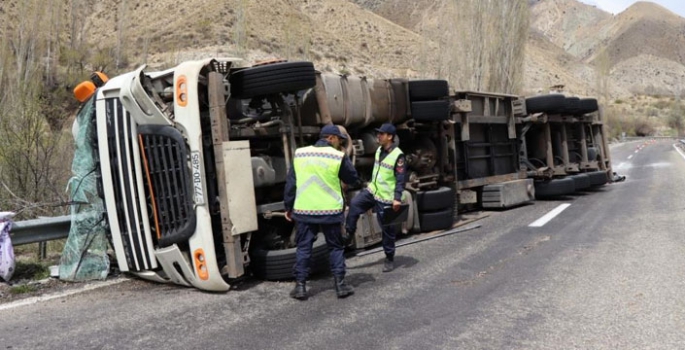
[8,215,71,246]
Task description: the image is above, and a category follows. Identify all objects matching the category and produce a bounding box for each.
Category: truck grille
[103,98,196,272]
[138,126,197,247]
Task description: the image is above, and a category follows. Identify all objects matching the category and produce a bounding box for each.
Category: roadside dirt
[0,278,80,304]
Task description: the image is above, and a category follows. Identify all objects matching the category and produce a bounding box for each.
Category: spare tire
[408,80,450,101]
[250,232,329,280]
[525,94,565,114]
[411,100,451,121]
[229,61,316,99]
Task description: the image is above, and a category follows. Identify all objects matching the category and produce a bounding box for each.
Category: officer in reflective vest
[284,124,359,300]
[345,123,406,273]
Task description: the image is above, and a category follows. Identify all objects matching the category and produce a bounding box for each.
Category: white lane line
[673,144,685,161]
[0,277,130,311]
[627,154,633,160]
[529,203,571,227]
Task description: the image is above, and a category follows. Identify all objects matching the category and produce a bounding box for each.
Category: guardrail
[9,215,71,246]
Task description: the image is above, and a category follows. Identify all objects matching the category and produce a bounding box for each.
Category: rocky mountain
[4,0,683,99]
[355,0,685,98]
[529,0,685,97]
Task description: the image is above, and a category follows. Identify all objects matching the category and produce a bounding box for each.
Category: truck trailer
[71,58,611,291]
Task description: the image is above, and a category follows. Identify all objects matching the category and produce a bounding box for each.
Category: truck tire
[569,173,591,190]
[411,100,451,121]
[564,97,580,115]
[587,147,598,161]
[226,97,246,119]
[250,232,329,280]
[525,94,565,114]
[578,98,599,114]
[534,177,575,198]
[415,186,455,212]
[408,80,450,101]
[418,207,454,232]
[229,61,316,99]
[587,170,608,187]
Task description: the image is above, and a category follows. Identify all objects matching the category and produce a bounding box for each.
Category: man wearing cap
[284,124,359,300]
[345,122,406,273]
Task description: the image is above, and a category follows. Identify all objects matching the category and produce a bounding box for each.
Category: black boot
[382,257,394,273]
[334,276,354,298]
[290,281,308,300]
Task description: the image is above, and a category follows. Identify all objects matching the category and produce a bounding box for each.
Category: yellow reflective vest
[293,145,345,215]
[368,147,403,204]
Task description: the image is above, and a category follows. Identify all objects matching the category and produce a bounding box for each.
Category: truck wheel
[250,232,329,280]
[563,97,580,115]
[415,186,455,212]
[408,80,450,101]
[587,147,598,161]
[525,94,565,114]
[578,98,599,114]
[587,170,608,187]
[418,207,454,232]
[229,61,316,99]
[534,177,575,198]
[569,173,591,190]
[411,100,450,121]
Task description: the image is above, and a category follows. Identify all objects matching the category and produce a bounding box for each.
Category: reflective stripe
[296,175,344,203]
[293,145,344,214]
[368,147,403,203]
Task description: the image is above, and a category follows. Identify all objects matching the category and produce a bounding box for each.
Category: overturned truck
[72,58,611,291]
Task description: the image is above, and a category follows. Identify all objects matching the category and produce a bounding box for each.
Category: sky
[577,0,685,18]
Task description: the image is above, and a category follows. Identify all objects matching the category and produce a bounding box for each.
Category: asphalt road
[3,140,685,349]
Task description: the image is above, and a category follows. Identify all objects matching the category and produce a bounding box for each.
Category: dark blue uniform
[345,145,406,260]
[284,139,359,282]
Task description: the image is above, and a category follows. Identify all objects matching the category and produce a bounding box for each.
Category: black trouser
[293,222,346,282]
[345,188,396,260]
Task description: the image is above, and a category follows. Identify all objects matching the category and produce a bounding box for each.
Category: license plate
[191,151,205,205]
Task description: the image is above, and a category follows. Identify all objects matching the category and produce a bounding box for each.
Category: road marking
[529,203,571,227]
[614,162,632,170]
[673,144,685,161]
[627,154,633,159]
[0,277,130,312]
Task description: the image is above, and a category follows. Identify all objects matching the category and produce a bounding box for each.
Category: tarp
[59,99,110,281]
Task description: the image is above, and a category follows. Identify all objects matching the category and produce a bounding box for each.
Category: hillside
[83,0,435,79]
[3,0,684,99]
[588,2,685,64]
[530,0,612,59]
[530,0,685,96]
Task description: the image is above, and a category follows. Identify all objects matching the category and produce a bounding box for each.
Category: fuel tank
[300,72,411,129]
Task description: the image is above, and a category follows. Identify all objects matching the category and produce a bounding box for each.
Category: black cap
[320,124,347,139]
[375,123,396,135]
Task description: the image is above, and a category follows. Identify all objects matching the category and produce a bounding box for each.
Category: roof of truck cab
[144,57,247,79]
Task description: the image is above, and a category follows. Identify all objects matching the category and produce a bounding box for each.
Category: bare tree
[115,0,128,69]
[233,0,249,57]
[0,0,72,218]
[424,0,528,94]
[486,0,529,94]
